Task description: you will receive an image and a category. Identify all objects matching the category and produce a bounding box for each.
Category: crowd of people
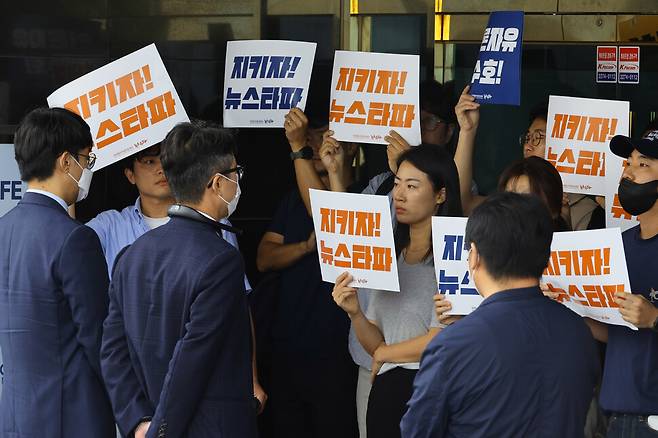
[0,77,657,438]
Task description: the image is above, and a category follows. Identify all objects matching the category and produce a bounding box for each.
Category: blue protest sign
[470,11,524,106]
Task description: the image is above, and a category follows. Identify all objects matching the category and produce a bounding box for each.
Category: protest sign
[470,11,524,106]
[545,96,629,196]
[329,50,420,146]
[309,189,399,292]
[619,46,640,84]
[223,40,316,128]
[544,228,636,329]
[596,46,618,83]
[0,144,24,217]
[432,217,481,314]
[0,144,20,396]
[432,218,635,328]
[47,44,189,171]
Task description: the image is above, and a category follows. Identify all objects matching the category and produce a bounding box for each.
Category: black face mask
[618,178,658,216]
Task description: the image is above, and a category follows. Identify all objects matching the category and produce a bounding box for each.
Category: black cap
[610,129,658,159]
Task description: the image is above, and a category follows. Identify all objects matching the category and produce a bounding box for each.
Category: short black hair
[420,79,457,123]
[160,122,237,203]
[14,107,92,181]
[529,101,549,124]
[120,143,162,171]
[465,192,553,281]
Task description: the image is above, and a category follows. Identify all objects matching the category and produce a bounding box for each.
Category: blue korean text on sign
[0,144,24,217]
[470,11,524,106]
[438,234,477,296]
[223,41,317,128]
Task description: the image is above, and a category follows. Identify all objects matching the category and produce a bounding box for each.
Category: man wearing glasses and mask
[101,122,257,438]
[0,107,115,438]
[86,135,267,411]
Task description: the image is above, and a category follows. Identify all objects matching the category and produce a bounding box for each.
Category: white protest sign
[309,189,399,292]
[0,144,18,396]
[329,50,420,146]
[543,228,635,329]
[432,218,635,328]
[47,43,189,171]
[0,144,24,217]
[432,217,481,314]
[223,40,316,128]
[545,96,629,196]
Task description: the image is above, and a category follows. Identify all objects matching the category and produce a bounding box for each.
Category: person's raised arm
[285,108,326,215]
[332,272,384,355]
[256,231,316,272]
[319,130,351,193]
[454,86,485,215]
[384,130,411,174]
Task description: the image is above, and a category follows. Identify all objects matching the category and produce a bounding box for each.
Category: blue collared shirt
[25,189,68,211]
[401,286,599,438]
[87,198,251,292]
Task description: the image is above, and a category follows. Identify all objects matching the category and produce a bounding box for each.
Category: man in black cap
[587,124,658,437]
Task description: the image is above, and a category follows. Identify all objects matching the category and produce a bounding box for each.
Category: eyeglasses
[519,131,546,148]
[76,152,96,170]
[420,114,446,131]
[206,165,245,188]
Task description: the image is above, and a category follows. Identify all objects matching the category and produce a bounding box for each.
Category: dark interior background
[2,2,657,285]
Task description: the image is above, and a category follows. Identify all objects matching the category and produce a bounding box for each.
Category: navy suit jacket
[101,215,256,438]
[0,192,115,437]
[401,286,600,438]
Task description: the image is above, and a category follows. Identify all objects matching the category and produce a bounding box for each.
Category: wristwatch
[290,146,313,161]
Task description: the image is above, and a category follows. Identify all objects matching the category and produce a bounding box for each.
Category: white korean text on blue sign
[470,11,524,106]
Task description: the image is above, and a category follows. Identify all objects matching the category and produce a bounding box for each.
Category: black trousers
[367,367,417,438]
[265,350,359,438]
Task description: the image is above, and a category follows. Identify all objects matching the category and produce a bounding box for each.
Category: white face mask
[67,155,93,203]
[467,247,481,296]
[217,173,241,218]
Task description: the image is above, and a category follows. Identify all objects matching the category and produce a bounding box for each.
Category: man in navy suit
[0,107,115,437]
[101,122,257,438]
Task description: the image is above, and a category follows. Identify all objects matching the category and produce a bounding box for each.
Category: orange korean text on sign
[95,91,178,148]
[320,208,381,237]
[64,65,155,120]
[545,283,624,308]
[546,147,605,177]
[551,113,619,143]
[543,247,611,277]
[320,240,393,272]
[330,100,415,129]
